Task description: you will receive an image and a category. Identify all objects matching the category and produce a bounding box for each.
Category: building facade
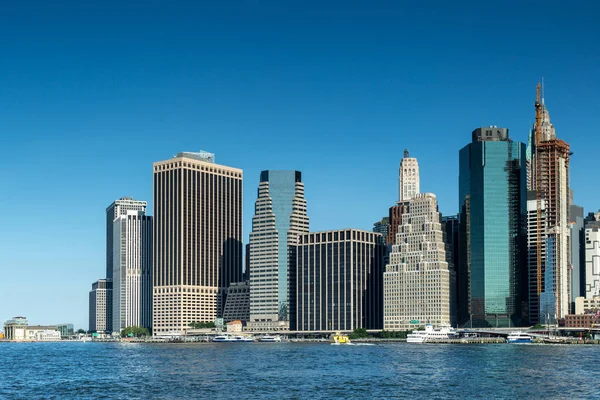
[291,229,384,332]
[384,193,453,330]
[373,217,390,246]
[153,151,243,335]
[459,127,527,327]
[399,149,420,202]
[529,88,571,322]
[112,209,153,333]
[570,204,585,313]
[527,195,547,323]
[248,170,309,331]
[585,217,600,298]
[223,281,250,323]
[89,279,113,333]
[106,198,147,280]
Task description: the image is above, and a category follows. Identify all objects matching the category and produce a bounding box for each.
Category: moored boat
[259,335,282,342]
[212,335,236,342]
[506,332,533,344]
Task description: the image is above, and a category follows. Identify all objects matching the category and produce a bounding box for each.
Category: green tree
[532,323,544,330]
[121,326,150,338]
[76,329,86,334]
[349,328,369,339]
[188,321,216,329]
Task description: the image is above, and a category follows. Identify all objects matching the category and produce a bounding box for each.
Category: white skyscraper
[384,193,452,330]
[399,149,420,202]
[112,209,153,333]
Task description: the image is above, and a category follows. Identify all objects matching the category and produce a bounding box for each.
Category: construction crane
[535,83,543,299]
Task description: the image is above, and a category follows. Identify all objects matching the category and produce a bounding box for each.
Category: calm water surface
[1,342,598,399]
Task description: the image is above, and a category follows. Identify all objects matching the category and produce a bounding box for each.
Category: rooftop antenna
[541,76,545,104]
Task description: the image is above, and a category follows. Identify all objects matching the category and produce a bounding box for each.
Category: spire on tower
[404,149,409,158]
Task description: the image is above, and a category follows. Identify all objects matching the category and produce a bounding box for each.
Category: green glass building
[458,127,527,327]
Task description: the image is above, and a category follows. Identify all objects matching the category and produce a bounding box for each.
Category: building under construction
[527,83,571,324]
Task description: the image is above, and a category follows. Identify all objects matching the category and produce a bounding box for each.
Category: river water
[0,342,597,399]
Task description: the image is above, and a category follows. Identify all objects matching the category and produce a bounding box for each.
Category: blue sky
[0,1,598,330]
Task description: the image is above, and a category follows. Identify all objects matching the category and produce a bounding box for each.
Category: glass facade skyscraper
[459,127,527,327]
[249,170,309,331]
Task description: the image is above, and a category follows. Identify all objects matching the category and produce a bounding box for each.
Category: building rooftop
[176,150,215,163]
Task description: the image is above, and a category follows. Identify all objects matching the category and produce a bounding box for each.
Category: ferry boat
[331,332,352,345]
[233,335,255,342]
[406,324,459,343]
[258,335,282,342]
[212,335,236,342]
[506,332,533,344]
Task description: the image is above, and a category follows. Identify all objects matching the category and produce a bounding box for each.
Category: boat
[406,324,459,343]
[212,335,236,342]
[233,335,255,342]
[259,335,282,342]
[331,332,352,345]
[506,332,533,344]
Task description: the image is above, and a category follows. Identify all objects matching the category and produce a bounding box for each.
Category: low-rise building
[3,317,61,341]
[35,330,61,341]
[57,323,74,338]
[226,320,243,333]
[575,296,600,315]
[564,314,598,328]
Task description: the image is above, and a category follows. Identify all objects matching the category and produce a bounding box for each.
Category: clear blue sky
[1,1,598,330]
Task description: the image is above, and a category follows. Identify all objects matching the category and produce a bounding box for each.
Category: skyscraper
[569,203,585,313]
[529,85,571,322]
[291,229,384,331]
[384,193,453,330]
[459,127,527,327]
[249,170,309,331]
[373,217,390,246]
[112,208,153,333]
[152,151,242,335]
[106,198,147,280]
[399,149,420,202]
[89,279,112,333]
[585,212,600,298]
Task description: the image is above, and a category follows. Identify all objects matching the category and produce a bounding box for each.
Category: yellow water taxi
[331,332,351,345]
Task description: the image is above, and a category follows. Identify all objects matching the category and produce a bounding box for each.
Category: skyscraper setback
[528,85,571,323]
[249,170,309,331]
[152,151,242,335]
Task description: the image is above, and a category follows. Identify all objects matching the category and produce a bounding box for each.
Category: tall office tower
[249,171,309,331]
[106,198,147,280]
[89,279,113,333]
[442,214,459,322]
[529,84,571,322]
[291,229,384,331]
[373,217,390,246]
[570,204,585,313]
[527,194,547,323]
[459,127,527,327]
[384,193,453,330]
[585,213,600,298]
[112,209,153,333]
[399,149,420,202]
[153,151,242,335]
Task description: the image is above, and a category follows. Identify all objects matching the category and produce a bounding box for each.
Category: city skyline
[1,2,599,329]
